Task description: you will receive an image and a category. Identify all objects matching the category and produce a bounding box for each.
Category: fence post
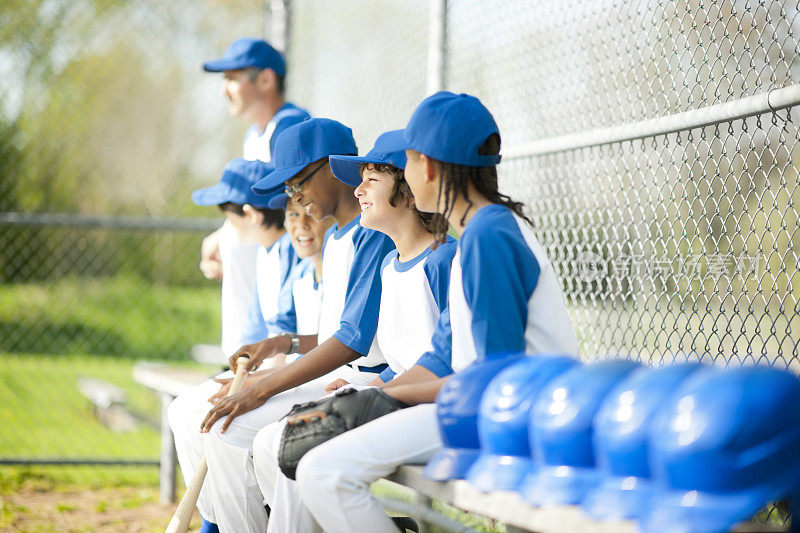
[426,0,446,95]
[266,0,290,53]
[160,393,178,505]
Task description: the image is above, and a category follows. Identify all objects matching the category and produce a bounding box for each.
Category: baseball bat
[165,355,250,533]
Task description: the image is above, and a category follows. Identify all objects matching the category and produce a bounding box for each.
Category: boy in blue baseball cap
[170,158,300,533]
[293,92,580,532]
[198,118,396,532]
[251,131,459,532]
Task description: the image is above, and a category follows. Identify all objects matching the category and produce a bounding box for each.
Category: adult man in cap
[199,37,311,358]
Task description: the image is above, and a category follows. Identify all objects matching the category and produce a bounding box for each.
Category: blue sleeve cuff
[332,330,368,356]
[414,352,454,378]
[379,367,396,382]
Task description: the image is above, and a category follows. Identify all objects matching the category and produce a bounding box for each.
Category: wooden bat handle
[165,355,251,533]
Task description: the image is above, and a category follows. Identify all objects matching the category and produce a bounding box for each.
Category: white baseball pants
[203,379,327,533]
[167,371,231,523]
[255,403,442,533]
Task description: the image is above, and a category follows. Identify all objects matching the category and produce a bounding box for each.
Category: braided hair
[433,133,532,242]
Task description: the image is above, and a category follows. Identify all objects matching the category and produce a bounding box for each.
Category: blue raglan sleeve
[460,222,541,358]
[422,239,457,313]
[413,306,454,377]
[265,237,300,334]
[378,367,397,382]
[332,229,396,356]
[239,286,270,344]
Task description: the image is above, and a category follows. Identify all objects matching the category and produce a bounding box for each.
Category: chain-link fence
[2,0,799,523]
[285,0,798,525]
[0,0,269,467]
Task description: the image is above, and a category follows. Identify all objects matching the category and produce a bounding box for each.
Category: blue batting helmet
[423,354,524,481]
[640,366,800,533]
[581,363,702,520]
[465,354,579,492]
[520,359,639,506]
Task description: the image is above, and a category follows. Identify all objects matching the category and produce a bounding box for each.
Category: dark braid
[434,133,532,243]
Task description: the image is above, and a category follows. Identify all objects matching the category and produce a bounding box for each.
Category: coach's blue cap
[202,38,286,76]
[192,158,275,208]
[252,118,357,194]
[329,130,407,187]
[383,91,501,167]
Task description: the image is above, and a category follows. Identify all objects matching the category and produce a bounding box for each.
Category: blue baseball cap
[202,37,286,76]
[382,91,501,167]
[329,130,407,187]
[252,118,358,194]
[266,192,289,209]
[192,158,275,208]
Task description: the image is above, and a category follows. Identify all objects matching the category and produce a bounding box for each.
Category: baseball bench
[378,466,792,533]
[132,360,211,504]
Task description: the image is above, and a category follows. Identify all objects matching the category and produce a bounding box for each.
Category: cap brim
[520,465,601,506]
[192,184,233,206]
[581,476,656,520]
[267,192,288,209]
[252,162,309,194]
[423,447,481,481]
[202,59,246,72]
[329,156,368,187]
[465,454,534,492]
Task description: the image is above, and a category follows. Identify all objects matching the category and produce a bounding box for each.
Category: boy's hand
[229,337,289,372]
[324,378,350,393]
[200,230,223,281]
[208,370,273,404]
[201,386,265,433]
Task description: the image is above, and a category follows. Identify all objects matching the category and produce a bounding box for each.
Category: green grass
[0,275,220,360]
[0,353,217,491]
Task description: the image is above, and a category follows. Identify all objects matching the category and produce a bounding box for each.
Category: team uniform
[294,204,580,533]
[243,103,310,163]
[255,237,458,533]
[168,232,298,525]
[218,222,263,357]
[203,215,395,533]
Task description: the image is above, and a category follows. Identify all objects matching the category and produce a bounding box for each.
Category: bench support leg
[159,392,177,505]
[415,493,433,533]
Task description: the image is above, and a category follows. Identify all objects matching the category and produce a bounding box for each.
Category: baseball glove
[278,387,408,479]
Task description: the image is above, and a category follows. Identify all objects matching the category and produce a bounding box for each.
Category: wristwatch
[283,332,300,354]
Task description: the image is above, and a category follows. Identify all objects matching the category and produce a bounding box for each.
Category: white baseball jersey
[418,204,580,375]
[317,216,395,383]
[242,102,310,162]
[375,238,457,382]
[218,222,261,356]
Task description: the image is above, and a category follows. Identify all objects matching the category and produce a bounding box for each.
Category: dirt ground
[0,487,199,532]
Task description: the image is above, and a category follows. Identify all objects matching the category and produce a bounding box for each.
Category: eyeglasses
[284,160,328,198]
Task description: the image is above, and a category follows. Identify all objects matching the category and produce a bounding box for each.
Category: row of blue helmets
[422,354,800,533]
